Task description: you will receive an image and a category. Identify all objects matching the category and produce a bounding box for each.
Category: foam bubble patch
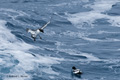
[66,0,120,28]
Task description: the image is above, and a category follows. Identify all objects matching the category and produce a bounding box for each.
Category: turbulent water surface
[0,0,120,80]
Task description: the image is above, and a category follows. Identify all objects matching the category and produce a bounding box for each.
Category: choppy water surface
[0,0,120,80]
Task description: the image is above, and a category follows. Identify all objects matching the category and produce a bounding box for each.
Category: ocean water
[0,0,120,80]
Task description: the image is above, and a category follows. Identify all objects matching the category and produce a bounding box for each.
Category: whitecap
[86,0,120,13]
[66,0,120,28]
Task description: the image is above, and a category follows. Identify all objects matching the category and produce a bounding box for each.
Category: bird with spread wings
[26,20,50,41]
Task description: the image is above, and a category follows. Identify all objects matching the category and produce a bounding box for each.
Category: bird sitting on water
[26,20,50,41]
[72,66,82,74]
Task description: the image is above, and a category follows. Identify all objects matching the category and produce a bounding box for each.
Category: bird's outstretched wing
[40,15,53,30]
[40,21,50,30]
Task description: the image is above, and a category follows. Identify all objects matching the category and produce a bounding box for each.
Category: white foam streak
[0,8,29,17]
[0,8,34,28]
[82,37,102,42]
[56,47,100,61]
[108,16,120,27]
[49,0,89,7]
[62,30,86,38]
[98,30,120,34]
[62,30,103,42]
[67,0,120,27]
[67,11,120,28]
[89,0,120,12]
[67,11,106,28]
[63,30,120,42]
[80,53,100,61]
[41,67,59,75]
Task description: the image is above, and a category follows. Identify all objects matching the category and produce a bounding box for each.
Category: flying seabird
[26,20,50,41]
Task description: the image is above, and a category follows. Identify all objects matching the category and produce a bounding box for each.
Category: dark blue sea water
[0,0,120,80]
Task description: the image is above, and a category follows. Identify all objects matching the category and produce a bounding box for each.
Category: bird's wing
[27,28,35,34]
[40,21,50,30]
[73,69,80,74]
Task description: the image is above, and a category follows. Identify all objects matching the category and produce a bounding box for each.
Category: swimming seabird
[72,66,82,74]
[26,21,50,41]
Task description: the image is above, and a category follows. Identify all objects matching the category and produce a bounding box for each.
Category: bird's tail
[26,28,29,32]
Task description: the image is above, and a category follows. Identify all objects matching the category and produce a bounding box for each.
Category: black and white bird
[26,21,50,41]
[72,66,82,74]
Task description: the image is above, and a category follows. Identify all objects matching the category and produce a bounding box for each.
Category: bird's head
[39,29,44,33]
[72,66,76,70]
